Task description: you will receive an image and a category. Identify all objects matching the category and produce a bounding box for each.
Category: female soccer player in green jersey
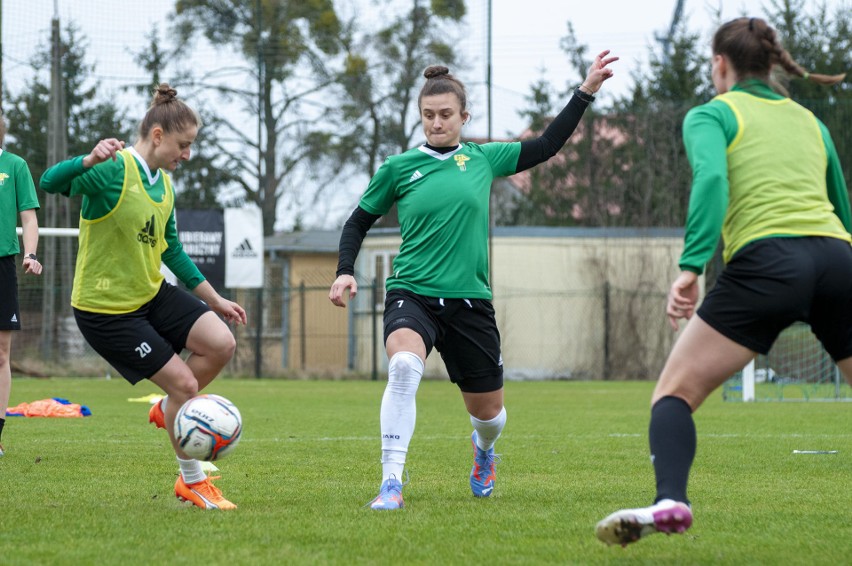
[40,84,247,510]
[0,113,43,457]
[330,51,618,509]
[596,17,848,546]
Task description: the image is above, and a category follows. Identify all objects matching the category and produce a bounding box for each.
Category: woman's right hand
[82,138,125,168]
[666,270,699,331]
[329,274,357,308]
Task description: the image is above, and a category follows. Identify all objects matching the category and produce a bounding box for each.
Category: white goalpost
[725,322,851,402]
[741,359,756,402]
[16,227,80,237]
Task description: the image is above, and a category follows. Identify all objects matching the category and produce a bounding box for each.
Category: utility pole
[254,0,264,379]
[487,0,494,285]
[42,2,69,359]
[1,0,4,113]
[655,0,685,64]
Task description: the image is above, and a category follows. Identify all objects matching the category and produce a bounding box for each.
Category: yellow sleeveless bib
[72,150,173,313]
[715,91,849,262]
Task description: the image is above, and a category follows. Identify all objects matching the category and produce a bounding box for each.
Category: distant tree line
[509,0,850,227]
[3,0,848,236]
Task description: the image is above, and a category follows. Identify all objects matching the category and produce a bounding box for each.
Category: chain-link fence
[13,273,677,381]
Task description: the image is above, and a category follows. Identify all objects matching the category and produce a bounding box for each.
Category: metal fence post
[603,280,611,380]
[300,281,306,370]
[254,287,263,378]
[372,280,378,381]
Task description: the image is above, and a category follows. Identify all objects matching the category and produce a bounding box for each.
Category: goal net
[723,322,852,402]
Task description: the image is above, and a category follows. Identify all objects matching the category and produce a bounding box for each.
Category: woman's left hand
[580,50,619,94]
[212,298,247,326]
[23,255,42,276]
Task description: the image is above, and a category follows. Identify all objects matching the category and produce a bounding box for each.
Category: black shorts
[384,289,503,393]
[0,255,21,331]
[73,281,211,384]
[698,237,852,359]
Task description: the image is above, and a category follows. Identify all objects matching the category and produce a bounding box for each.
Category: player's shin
[379,351,424,482]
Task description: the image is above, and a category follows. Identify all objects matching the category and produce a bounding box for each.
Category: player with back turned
[596,17,848,546]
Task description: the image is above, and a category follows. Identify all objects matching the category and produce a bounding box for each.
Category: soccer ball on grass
[175,394,242,461]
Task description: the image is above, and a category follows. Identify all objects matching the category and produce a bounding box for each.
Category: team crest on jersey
[454,154,470,171]
[0,173,8,185]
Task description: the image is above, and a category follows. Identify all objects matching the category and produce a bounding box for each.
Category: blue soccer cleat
[369,476,405,510]
[470,431,500,497]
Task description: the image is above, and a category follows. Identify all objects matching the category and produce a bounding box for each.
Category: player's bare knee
[218,331,236,360]
[205,330,235,367]
[171,371,200,402]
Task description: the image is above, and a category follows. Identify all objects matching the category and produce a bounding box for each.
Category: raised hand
[82,138,126,168]
[580,50,619,94]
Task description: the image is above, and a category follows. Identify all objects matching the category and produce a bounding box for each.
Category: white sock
[471,406,507,451]
[177,457,206,485]
[380,352,424,483]
[160,396,168,413]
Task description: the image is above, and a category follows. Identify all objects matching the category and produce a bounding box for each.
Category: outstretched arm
[516,50,618,172]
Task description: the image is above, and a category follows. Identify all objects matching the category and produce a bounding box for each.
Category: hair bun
[154,83,178,105]
[424,65,450,80]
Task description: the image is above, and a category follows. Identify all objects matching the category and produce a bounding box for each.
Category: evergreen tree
[4,22,129,196]
[768,0,851,184]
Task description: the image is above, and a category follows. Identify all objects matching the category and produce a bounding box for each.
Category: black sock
[0,417,5,442]
[649,396,695,505]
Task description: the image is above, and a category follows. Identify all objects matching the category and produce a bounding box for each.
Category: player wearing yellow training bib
[597,17,850,547]
[40,84,247,511]
[330,53,618,510]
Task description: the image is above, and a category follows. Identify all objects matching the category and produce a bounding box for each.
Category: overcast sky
[7,0,845,138]
[4,0,846,229]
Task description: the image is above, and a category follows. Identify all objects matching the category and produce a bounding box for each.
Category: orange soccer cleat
[148,399,166,430]
[174,475,237,510]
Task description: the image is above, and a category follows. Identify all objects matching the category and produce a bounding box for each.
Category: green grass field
[1,378,850,565]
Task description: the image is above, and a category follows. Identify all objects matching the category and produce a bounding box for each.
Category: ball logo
[175,394,242,461]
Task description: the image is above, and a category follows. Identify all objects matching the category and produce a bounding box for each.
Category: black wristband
[26,253,37,261]
[574,86,595,103]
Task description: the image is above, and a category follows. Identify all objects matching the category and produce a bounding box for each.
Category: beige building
[262,227,693,380]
